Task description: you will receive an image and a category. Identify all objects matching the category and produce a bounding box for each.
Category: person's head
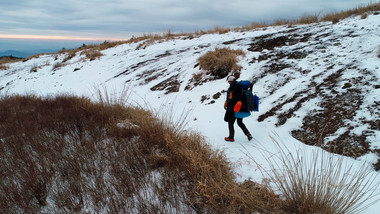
[227,75,236,84]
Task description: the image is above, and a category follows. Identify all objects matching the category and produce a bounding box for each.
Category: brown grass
[52,62,64,71]
[81,50,103,61]
[0,65,8,70]
[0,94,282,213]
[252,136,380,214]
[361,12,369,19]
[59,41,117,61]
[0,56,23,70]
[61,49,77,62]
[273,14,319,26]
[198,47,246,79]
[321,2,380,22]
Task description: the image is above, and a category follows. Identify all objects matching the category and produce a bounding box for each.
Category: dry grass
[61,49,77,63]
[0,56,23,70]
[59,41,118,61]
[0,94,283,213]
[321,2,380,22]
[0,65,8,70]
[273,14,319,26]
[198,47,245,79]
[80,50,103,61]
[252,136,380,214]
[52,62,64,71]
[361,12,369,19]
[92,83,132,106]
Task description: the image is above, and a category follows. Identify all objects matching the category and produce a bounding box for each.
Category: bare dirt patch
[151,75,181,94]
[248,32,311,52]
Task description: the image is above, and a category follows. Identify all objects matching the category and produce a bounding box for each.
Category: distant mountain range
[0,49,60,58]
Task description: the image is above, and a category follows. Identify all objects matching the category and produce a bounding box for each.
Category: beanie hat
[227,76,236,82]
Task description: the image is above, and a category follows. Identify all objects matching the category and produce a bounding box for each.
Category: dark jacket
[226,80,242,111]
[224,80,249,121]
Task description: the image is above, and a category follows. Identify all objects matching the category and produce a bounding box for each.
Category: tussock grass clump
[255,137,380,214]
[0,94,282,213]
[198,47,245,79]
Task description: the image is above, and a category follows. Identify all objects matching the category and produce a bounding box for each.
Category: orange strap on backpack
[234,101,242,112]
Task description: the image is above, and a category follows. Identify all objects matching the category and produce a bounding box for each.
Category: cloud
[0,0,371,40]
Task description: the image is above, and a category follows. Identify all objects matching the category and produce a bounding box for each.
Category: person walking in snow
[224,75,253,142]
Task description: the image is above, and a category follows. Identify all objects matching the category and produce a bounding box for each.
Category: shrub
[0,94,282,213]
[198,47,245,79]
[256,137,380,214]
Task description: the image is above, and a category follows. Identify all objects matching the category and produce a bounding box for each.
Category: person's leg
[227,117,236,139]
[236,118,249,135]
[237,118,252,140]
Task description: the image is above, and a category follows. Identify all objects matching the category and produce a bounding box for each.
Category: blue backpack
[238,80,259,112]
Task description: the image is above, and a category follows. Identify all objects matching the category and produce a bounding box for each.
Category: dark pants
[228,117,249,139]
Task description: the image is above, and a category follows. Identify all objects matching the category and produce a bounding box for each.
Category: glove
[224,101,227,110]
[234,101,242,112]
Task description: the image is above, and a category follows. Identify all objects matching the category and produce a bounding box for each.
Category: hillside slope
[2,13,379,164]
[1,12,380,213]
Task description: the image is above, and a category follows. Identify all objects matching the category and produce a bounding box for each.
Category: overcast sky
[0,0,371,52]
[1,0,371,39]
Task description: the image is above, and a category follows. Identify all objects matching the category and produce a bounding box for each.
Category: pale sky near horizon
[0,0,372,52]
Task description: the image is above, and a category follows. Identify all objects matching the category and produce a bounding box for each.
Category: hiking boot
[247,133,253,141]
[224,137,235,142]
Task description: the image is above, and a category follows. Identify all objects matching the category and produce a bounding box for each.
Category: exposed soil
[151,75,181,94]
[247,32,311,52]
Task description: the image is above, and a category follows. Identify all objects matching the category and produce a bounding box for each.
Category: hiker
[224,75,253,142]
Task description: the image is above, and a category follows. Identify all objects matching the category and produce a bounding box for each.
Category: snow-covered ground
[1,13,380,212]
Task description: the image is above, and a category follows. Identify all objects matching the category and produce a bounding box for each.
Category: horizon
[0,34,128,58]
[1,0,373,57]
[0,38,108,58]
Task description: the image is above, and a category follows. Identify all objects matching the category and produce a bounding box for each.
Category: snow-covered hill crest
[1,14,380,171]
